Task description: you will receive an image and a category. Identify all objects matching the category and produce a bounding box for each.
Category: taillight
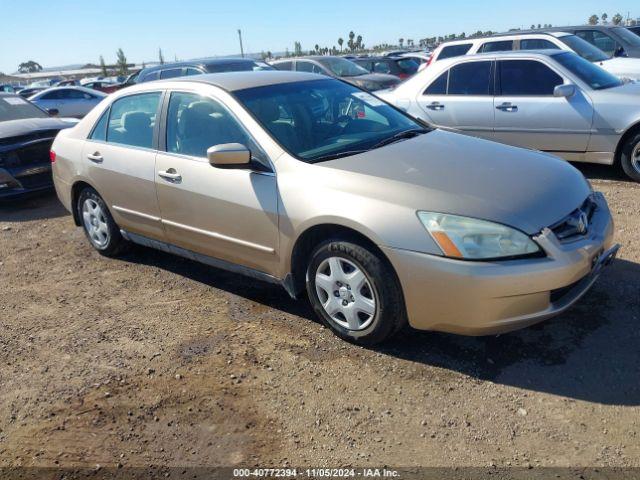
[49,150,56,163]
[426,55,433,67]
[398,73,409,79]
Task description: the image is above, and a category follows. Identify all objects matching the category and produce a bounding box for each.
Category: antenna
[238,29,245,58]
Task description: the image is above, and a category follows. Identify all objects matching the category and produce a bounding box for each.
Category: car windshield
[234,78,427,163]
[559,35,610,62]
[613,27,640,47]
[554,52,623,90]
[0,95,48,121]
[316,57,370,77]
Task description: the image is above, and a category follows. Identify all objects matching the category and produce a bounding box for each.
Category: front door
[84,91,165,240]
[493,59,593,153]
[155,91,279,276]
[416,60,495,141]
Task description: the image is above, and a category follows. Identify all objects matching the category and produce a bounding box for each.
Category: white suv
[430,32,640,82]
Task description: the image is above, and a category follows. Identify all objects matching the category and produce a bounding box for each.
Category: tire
[619,130,640,182]
[305,239,406,345]
[77,187,128,257]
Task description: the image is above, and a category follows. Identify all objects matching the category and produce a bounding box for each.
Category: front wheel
[77,187,128,257]
[619,131,640,182]
[305,239,406,345]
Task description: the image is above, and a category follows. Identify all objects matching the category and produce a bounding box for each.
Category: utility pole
[237,29,244,58]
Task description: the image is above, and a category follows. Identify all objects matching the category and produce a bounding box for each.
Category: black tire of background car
[77,187,129,257]
[305,239,407,345]
[619,131,640,183]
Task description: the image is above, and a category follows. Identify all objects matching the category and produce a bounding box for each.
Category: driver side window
[165,92,266,162]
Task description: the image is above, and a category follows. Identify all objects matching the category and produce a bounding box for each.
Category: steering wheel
[329,115,353,136]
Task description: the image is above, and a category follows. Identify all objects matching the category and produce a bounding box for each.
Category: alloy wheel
[314,256,377,331]
[82,198,110,248]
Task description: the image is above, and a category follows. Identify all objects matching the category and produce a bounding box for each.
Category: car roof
[440,31,571,46]
[461,49,566,60]
[35,86,107,96]
[169,70,324,91]
[140,57,259,74]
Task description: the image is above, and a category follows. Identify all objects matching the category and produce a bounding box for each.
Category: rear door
[493,59,593,152]
[416,59,495,140]
[83,91,165,240]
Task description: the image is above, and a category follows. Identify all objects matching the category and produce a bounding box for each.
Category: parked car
[0,85,16,93]
[112,71,141,91]
[0,93,77,199]
[547,25,640,58]
[428,31,640,82]
[81,80,120,94]
[18,87,46,99]
[136,58,274,83]
[270,56,400,91]
[29,87,106,118]
[56,79,80,87]
[353,56,420,79]
[399,52,433,72]
[378,50,640,181]
[51,71,617,344]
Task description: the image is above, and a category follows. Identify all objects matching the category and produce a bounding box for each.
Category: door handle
[426,102,445,110]
[158,169,182,182]
[496,103,518,112]
[86,152,103,163]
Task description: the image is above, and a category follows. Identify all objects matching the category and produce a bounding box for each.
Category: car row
[50,72,618,344]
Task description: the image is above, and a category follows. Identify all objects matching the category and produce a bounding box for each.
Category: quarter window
[437,43,473,60]
[448,61,492,95]
[423,71,448,95]
[520,38,558,50]
[273,61,293,71]
[165,92,265,162]
[89,108,109,141]
[160,68,183,79]
[296,61,323,74]
[373,61,392,74]
[498,60,563,96]
[479,40,513,53]
[106,92,161,148]
[185,67,202,76]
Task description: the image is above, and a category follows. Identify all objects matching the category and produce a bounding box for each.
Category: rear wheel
[305,239,406,345]
[77,187,127,256]
[619,131,640,182]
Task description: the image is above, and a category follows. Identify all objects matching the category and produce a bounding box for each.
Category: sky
[2,0,638,74]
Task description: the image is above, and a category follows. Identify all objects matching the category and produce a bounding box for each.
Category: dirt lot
[0,164,639,472]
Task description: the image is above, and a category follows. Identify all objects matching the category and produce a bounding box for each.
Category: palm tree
[338,37,344,51]
[315,44,320,54]
[612,13,623,25]
[588,14,599,25]
[398,38,404,48]
[348,31,355,52]
[601,13,608,24]
[99,55,107,76]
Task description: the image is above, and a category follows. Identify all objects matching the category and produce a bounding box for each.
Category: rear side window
[89,108,109,141]
[437,43,472,60]
[296,61,323,74]
[576,30,618,56]
[520,38,558,50]
[160,68,183,79]
[479,40,514,53]
[396,58,419,74]
[106,92,161,148]
[424,71,448,95]
[373,61,392,74]
[185,67,202,76]
[498,60,563,96]
[448,61,492,95]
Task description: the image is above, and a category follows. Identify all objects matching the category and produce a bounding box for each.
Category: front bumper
[0,165,53,200]
[384,193,618,335]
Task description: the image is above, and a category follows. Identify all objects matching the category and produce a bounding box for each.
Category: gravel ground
[0,164,638,472]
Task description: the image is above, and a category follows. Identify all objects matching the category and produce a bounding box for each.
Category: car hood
[0,117,78,141]
[344,73,400,87]
[322,129,591,235]
[598,57,640,80]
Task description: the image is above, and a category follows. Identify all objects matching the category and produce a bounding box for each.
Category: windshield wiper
[308,149,369,163]
[370,128,429,150]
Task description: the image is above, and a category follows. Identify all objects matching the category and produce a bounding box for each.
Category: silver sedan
[29,86,106,118]
[378,50,640,181]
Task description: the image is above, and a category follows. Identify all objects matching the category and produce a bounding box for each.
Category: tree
[348,31,355,52]
[158,47,165,65]
[116,48,128,75]
[601,13,608,24]
[398,38,404,48]
[99,55,107,76]
[530,24,536,29]
[338,37,344,51]
[588,14,599,25]
[18,60,42,73]
[356,35,363,50]
[315,44,320,54]
[612,13,623,25]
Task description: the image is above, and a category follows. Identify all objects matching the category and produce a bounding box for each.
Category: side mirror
[553,84,576,98]
[47,108,59,116]
[207,143,251,168]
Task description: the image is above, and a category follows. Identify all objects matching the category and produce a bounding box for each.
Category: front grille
[550,196,597,241]
[1,138,53,168]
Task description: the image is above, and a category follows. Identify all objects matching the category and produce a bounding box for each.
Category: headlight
[417,212,540,260]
